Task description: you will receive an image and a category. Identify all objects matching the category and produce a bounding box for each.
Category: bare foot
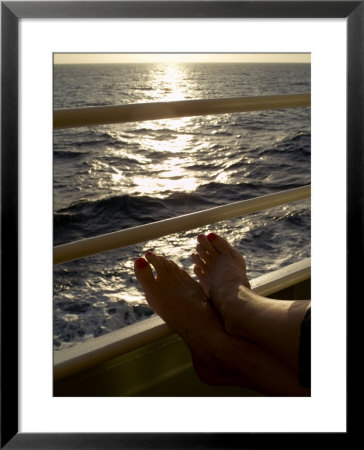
[192,232,250,297]
[134,251,224,343]
[191,233,251,328]
[134,251,239,386]
[134,252,310,396]
[192,233,311,375]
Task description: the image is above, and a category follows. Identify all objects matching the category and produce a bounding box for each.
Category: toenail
[207,232,217,241]
[145,251,153,256]
[198,234,204,239]
[136,258,149,269]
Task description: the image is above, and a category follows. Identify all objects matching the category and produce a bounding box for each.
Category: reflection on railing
[54,94,310,129]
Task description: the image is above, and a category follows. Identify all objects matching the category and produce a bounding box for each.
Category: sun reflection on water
[153,63,188,102]
[133,174,198,195]
[122,64,200,196]
[94,62,201,196]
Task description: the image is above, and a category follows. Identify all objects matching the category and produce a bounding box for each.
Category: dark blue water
[53,63,310,350]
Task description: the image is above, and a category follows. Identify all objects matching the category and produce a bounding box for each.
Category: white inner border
[19,18,347,433]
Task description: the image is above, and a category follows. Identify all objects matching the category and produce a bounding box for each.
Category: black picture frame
[1,1,360,448]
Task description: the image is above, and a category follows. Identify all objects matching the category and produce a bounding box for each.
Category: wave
[54,190,214,245]
[261,131,311,156]
[54,179,310,246]
[53,184,248,245]
[54,128,131,151]
[54,150,86,158]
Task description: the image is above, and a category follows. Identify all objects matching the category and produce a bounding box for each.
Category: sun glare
[133,174,198,195]
[151,63,189,102]
[125,64,199,194]
[132,153,199,195]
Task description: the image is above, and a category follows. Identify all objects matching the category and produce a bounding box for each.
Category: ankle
[211,283,251,337]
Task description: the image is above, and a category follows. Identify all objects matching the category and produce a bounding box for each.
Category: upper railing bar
[54,94,310,129]
[54,185,310,265]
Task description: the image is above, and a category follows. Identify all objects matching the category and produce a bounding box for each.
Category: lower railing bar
[54,185,310,265]
[54,94,310,129]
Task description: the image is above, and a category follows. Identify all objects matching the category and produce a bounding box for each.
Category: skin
[134,251,310,396]
[191,232,311,374]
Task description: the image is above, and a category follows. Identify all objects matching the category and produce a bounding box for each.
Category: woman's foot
[134,251,240,386]
[192,233,311,374]
[134,251,223,340]
[192,232,250,296]
[191,233,251,334]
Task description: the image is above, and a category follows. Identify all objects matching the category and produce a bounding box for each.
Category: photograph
[2,0,358,446]
[53,53,311,398]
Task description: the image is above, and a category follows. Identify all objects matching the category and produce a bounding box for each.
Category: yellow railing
[54,185,310,265]
[54,94,311,265]
[54,94,310,129]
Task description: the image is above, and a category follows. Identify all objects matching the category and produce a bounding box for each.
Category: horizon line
[54,53,311,65]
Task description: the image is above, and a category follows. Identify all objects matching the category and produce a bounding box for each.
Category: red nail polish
[207,232,217,241]
[135,258,149,269]
[145,251,153,256]
[198,234,204,239]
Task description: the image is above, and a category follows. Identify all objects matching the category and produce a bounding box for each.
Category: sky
[54,53,310,64]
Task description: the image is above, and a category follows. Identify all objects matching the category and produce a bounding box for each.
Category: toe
[193,264,205,280]
[197,233,217,255]
[196,243,210,261]
[207,233,233,255]
[145,252,166,276]
[160,255,180,274]
[191,252,206,269]
[134,258,157,291]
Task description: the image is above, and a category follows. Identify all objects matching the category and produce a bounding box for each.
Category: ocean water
[53,63,311,350]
